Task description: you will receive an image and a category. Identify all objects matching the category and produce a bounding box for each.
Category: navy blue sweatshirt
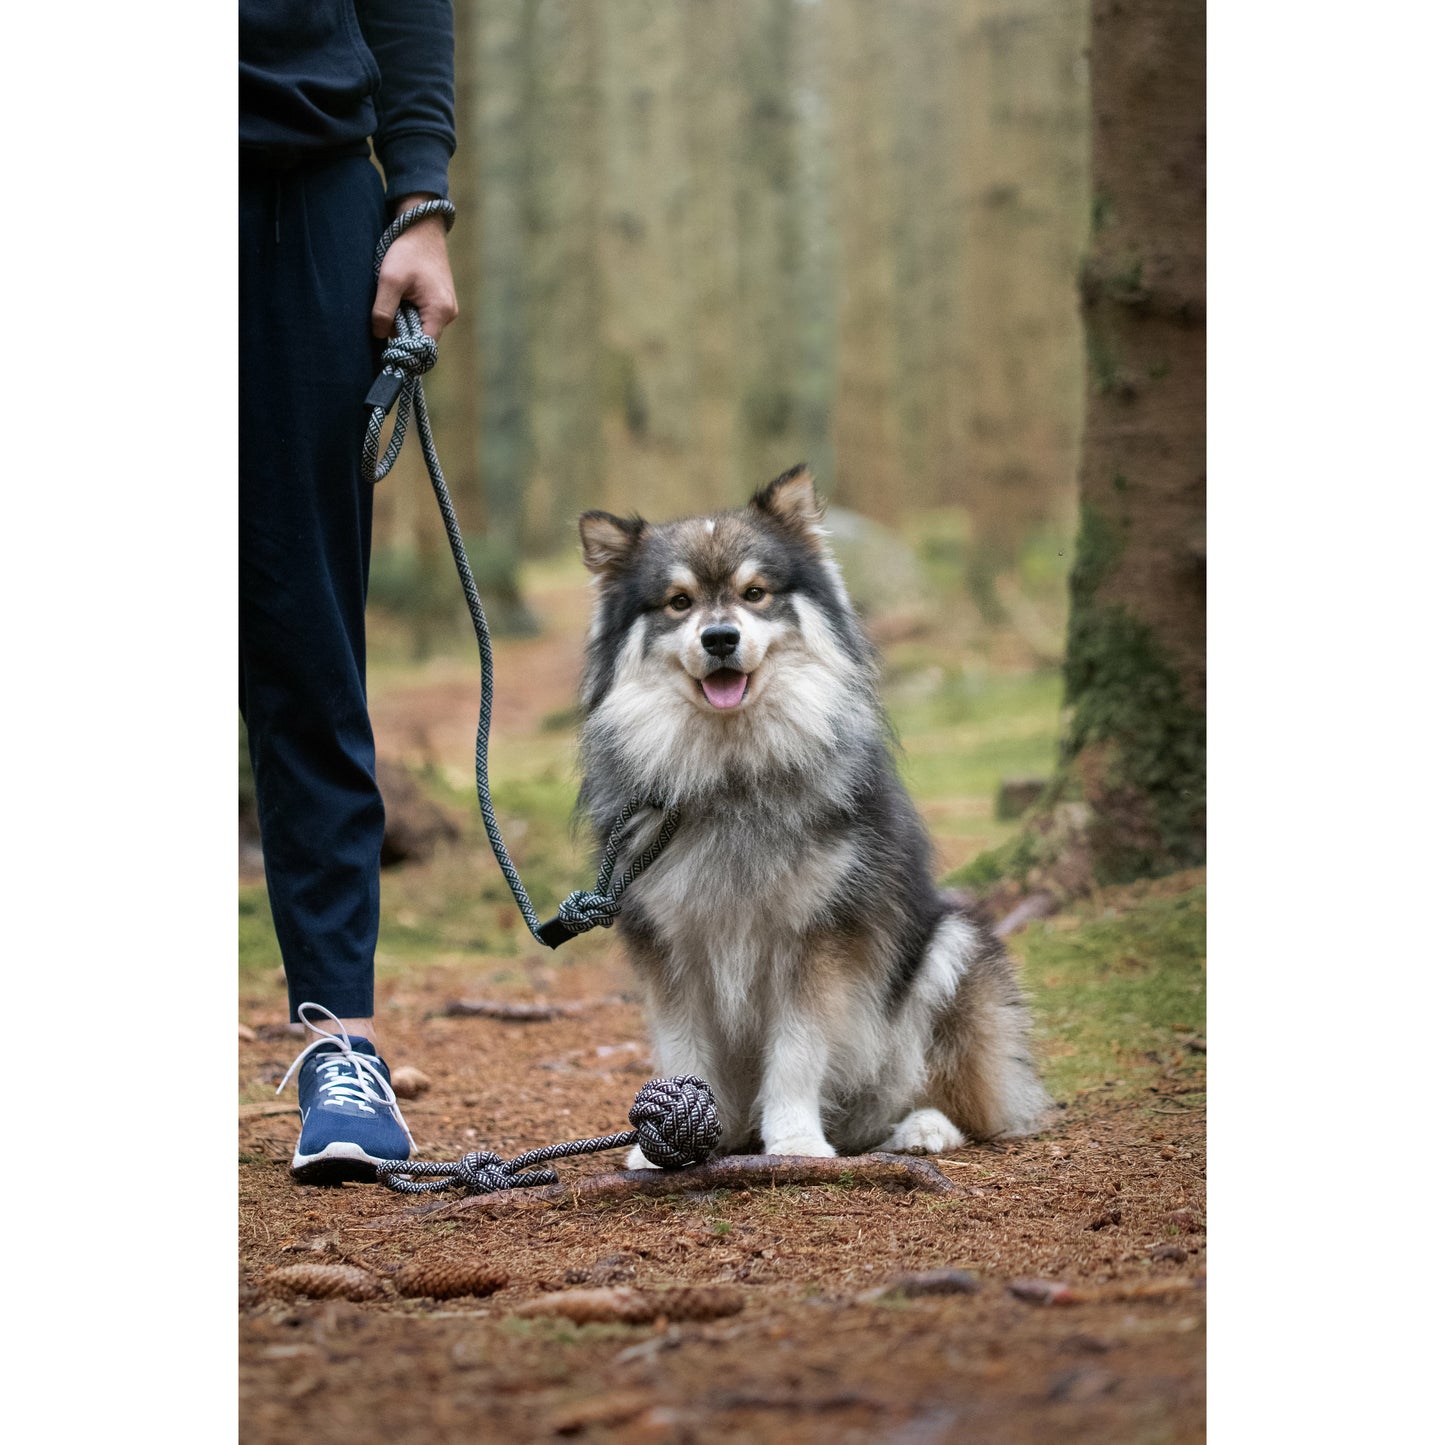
[240,0,455,202]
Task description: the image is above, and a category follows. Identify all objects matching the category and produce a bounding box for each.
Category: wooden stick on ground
[365,1153,960,1228]
[440,995,627,1021]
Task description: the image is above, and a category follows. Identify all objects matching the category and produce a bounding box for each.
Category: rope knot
[555,888,622,932]
[629,1075,721,1169]
[454,1150,510,1193]
[380,330,439,380]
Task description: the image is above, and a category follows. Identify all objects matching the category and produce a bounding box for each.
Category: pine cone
[264,1264,384,1302]
[394,1260,508,1300]
[648,1286,745,1322]
[515,1285,744,1325]
[516,1288,658,1324]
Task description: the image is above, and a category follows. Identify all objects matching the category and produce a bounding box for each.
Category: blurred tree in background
[371,0,1092,644]
[966,0,1205,898]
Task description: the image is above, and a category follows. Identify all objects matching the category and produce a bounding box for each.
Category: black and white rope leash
[362,201,680,948]
[377,1075,721,1194]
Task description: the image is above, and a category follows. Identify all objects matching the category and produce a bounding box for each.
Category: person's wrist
[392,191,447,222]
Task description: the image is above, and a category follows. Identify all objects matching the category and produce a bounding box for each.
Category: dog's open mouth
[699,669,749,710]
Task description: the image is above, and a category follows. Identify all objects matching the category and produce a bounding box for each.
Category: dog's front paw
[762,1133,837,1159]
[624,1145,662,1171]
[883,1108,967,1155]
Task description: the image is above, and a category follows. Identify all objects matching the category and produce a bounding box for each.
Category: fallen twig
[1010,1274,1204,1306]
[239,1102,299,1121]
[440,995,626,1021]
[364,1152,960,1227]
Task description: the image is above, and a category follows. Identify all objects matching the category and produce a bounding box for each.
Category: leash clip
[536,915,577,950]
[364,369,405,415]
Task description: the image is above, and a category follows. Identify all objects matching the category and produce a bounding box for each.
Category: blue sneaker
[277,1003,415,1184]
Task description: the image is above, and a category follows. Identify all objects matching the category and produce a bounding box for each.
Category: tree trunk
[733,0,805,491]
[470,0,536,632]
[679,0,744,508]
[791,0,839,497]
[826,0,905,517]
[476,0,531,568]
[597,0,695,517]
[967,0,1205,897]
[957,0,1090,615]
[523,0,604,552]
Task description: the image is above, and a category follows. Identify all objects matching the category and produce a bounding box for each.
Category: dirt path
[240,579,1204,1443]
[239,959,1203,1443]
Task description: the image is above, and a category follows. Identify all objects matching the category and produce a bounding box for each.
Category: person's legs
[240,153,386,1024]
[240,154,409,1180]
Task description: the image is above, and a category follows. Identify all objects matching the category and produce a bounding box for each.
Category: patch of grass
[1013,877,1206,1102]
[887,669,1064,862]
[239,886,282,980]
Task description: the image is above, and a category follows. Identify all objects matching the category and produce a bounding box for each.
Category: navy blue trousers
[239,153,387,1022]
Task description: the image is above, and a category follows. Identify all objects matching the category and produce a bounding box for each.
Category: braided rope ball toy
[377,1075,721,1196]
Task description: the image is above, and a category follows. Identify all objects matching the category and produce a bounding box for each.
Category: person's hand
[372,193,459,341]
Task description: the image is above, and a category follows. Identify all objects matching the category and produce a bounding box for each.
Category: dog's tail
[923,910,1053,1141]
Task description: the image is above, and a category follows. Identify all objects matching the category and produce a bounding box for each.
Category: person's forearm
[356,0,456,202]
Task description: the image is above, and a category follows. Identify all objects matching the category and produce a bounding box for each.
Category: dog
[576,465,1050,1163]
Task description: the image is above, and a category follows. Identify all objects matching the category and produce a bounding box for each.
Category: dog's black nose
[701,624,740,658]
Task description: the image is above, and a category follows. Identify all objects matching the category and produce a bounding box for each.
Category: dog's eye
[742,586,767,603]
[667,593,692,613]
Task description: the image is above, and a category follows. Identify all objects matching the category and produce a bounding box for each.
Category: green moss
[949,829,1040,891]
[1014,882,1206,1101]
[1085,325,1121,396]
[1067,504,1124,614]
[1107,259,1145,303]
[1090,190,1115,237]
[1062,508,1205,882]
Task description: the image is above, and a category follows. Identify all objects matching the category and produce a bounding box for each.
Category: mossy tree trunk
[987,0,1205,896]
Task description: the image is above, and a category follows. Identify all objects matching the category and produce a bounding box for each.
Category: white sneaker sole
[290,1141,401,1186]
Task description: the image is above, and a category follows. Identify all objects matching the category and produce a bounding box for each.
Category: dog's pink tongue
[702,670,748,709]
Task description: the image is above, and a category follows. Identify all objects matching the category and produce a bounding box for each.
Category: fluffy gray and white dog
[577,466,1050,1163]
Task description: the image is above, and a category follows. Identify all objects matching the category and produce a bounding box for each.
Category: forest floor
[239,560,1205,1444]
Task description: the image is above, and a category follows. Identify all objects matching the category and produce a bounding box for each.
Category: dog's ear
[579,511,647,577]
[750,464,825,551]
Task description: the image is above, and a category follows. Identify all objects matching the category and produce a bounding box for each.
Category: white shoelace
[276,1002,415,1152]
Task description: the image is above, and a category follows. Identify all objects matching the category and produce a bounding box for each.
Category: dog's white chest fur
[629,814,858,1041]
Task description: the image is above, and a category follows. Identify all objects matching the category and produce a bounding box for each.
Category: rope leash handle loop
[376,1077,722,1196]
[361,200,680,949]
[363,199,457,482]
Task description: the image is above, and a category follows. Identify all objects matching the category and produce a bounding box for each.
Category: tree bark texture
[1057,0,1206,884]
[958,0,1090,588]
[523,0,604,550]
[476,0,532,565]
